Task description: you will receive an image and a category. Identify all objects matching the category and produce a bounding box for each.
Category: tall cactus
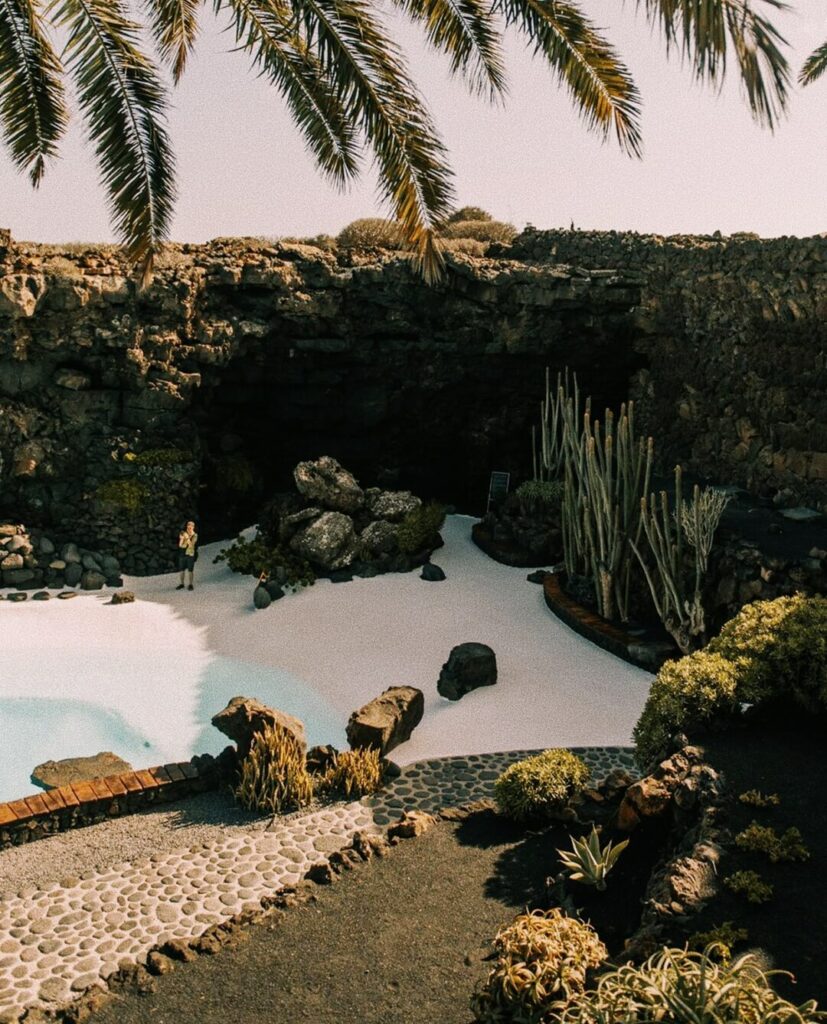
[631,466,730,653]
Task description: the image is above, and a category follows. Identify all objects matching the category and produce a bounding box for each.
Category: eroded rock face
[211,696,306,758]
[437,643,498,700]
[32,752,133,790]
[294,456,364,514]
[346,686,424,755]
[366,489,421,522]
[290,511,357,570]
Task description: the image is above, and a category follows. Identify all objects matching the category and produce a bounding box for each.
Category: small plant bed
[542,571,677,671]
[677,718,827,1007]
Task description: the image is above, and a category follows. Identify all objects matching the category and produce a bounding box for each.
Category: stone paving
[0,747,636,1021]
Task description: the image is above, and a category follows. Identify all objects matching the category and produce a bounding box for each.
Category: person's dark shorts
[178,552,196,571]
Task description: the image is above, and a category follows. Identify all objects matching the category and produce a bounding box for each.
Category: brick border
[0,756,227,850]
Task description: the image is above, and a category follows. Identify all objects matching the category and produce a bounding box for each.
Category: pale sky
[1,2,825,243]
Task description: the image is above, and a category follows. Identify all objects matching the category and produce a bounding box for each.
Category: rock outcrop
[346,686,424,755]
[437,643,498,700]
[211,696,307,758]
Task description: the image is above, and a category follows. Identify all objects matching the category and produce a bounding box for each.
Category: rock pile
[0,522,122,591]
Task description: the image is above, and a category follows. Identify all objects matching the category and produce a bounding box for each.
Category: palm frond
[48,0,176,283]
[144,0,202,82]
[292,0,455,282]
[390,0,507,100]
[636,0,790,128]
[495,0,642,157]
[800,41,827,86]
[0,0,68,185]
[218,0,360,185]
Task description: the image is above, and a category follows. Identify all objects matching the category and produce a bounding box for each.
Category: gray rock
[32,751,133,790]
[82,553,103,572]
[64,562,82,586]
[211,696,306,757]
[253,585,272,609]
[367,489,421,522]
[32,591,51,600]
[80,569,106,590]
[278,506,323,543]
[294,456,364,513]
[101,554,121,574]
[290,511,357,570]
[48,558,67,571]
[3,568,35,585]
[421,563,446,581]
[61,542,81,564]
[346,686,424,756]
[58,591,77,599]
[37,535,55,555]
[437,643,498,701]
[779,507,822,522]
[7,592,27,602]
[359,519,399,557]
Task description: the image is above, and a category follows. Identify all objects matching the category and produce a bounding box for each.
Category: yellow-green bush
[94,479,151,512]
[470,909,607,1023]
[735,822,810,863]
[559,946,823,1023]
[632,652,739,768]
[318,748,385,799]
[446,205,493,223]
[337,218,405,250]
[494,749,590,823]
[234,724,315,815]
[441,218,516,244]
[724,870,774,904]
[709,594,827,714]
[397,501,446,555]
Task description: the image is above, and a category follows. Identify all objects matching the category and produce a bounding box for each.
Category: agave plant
[556,825,629,891]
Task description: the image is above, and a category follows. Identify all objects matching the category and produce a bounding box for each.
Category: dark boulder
[437,643,498,701]
[421,563,446,581]
[346,686,424,756]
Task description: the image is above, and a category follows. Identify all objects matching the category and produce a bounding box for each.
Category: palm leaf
[292,0,455,281]
[636,0,790,128]
[47,0,176,283]
[800,41,827,86]
[0,0,68,185]
[494,0,642,157]
[390,0,507,99]
[218,0,360,185]
[144,0,202,82]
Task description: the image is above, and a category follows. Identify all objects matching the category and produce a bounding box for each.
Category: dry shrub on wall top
[336,218,405,250]
[441,219,516,244]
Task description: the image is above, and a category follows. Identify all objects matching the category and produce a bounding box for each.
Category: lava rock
[264,579,285,601]
[437,643,498,701]
[80,569,106,590]
[32,752,133,790]
[366,489,421,522]
[294,455,365,514]
[290,511,357,571]
[212,696,307,758]
[110,590,135,605]
[420,563,446,581]
[64,562,82,587]
[32,591,50,600]
[358,520,399,557]
[346,686,424,756]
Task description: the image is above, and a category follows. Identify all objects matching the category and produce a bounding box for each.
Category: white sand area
[0,516,654,802]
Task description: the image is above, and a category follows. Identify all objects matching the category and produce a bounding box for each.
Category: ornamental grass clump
[319,748,384,799]
[558,946,824,1024]
[470,909,607,1024]
[494,749,590,823]
[632,651,739,768]
[234,725,315,815]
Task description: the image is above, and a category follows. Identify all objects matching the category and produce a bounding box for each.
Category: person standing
[176,520,198,590]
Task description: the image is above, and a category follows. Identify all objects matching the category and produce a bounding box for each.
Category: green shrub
[688,922,749,960]
[234,724,315,815]
[470,909,607,1023]
[735,822,810,863]
[441,218,516,244]
[709,594,827,714]
[318,748,385,799]
[213,533,315,589]
[739,789,780,809]
[494,749,590,823]
[397,501,446,555]
[724,870,774,904]
[94,479,151,512]
[633,651,740,768]
[559,946,823,1023]
[439,237,487,257]
[446,205,493,223]
[337,218,405,250]
[516,478,564,514]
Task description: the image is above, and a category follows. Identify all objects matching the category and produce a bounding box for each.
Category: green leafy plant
[213,533,315,590]
[688,922,749,960]
[559,946,823,1024]
[516,478,564,515]
[735,823,810,863]
[318,748,385,799]
[739,790,781,809]
[397,501,446,555]
[470,909,607,1023]
[494,749,590,824]
[633,651,739,768]
[724,870,774,904]
[234,725,315,815]
[556,825,629,891]
[93,479,151,512]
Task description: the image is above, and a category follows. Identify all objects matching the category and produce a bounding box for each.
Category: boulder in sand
[437,643,498,701]
[346,686,424,756]
[290,511,357,570]
[212,696,307,758]
[294,455,364,514]
[32,751,133,790]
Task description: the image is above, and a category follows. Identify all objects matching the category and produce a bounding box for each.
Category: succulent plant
[556,826,629,891]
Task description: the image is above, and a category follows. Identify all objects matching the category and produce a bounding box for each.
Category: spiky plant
[556,825,629,891]
[1,2,792,283]
[234,723,315,815]
[318,747,385,798]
